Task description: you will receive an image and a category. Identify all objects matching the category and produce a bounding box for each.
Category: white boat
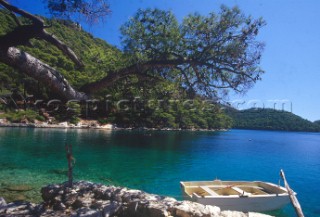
[180,179,293,212]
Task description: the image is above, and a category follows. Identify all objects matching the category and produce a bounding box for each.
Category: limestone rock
[0,197,7,208]
[93,185,110,200]
[63,190,78,206]
[41,184,62,202]
[53,201,66,211]
[171,200,220,217]
[146,201,170,217]
[76,192,95,208]
[0,201,36,216]
[72,207,102,217]
[0,181,273,217]
[102,201,121,217]
[221,210,248,217]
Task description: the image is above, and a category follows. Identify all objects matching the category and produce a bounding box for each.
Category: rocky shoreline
[0,119,227,132]
[0,118,114,130]
[0,181,272,217]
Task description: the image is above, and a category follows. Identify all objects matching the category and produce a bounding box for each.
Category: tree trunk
[0,47,89,101]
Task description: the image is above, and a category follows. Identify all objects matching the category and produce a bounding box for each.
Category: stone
[221,210,247,217]
[162,197,177,205]
[93,185,110,200]
[75,181,95,191]
[5,184,33,192]
[2,181,273,217]
[120,198,171,217]
[53,201,66,211]
[147,201,170,217]
[63,190,78,207]
[90,200,109,209]
[0,197,7,208]
[72,198,85,210]
[59,122,69,127]
[171,200,220,217]
[80,192,95,207]
[0,118,7,124]
[40,209,71,217]
[100,124,113,129]
[102,201,121,217]
[54,195,62,202]
[73,207,102,217]
[41,184,61,202]
[1,201,36,216]
[143,194,163,201]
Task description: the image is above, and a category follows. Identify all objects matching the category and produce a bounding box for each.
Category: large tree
[0,0,265,101]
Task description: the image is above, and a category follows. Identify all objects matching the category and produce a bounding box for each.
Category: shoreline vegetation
[1,110,320,133]
[0,118,228,132]
[226,108,320,132]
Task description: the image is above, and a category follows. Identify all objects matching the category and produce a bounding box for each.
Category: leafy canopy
[121,6,265,98]
[47,0,110,23]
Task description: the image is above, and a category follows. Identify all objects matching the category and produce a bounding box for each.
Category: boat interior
[182,181,288,197]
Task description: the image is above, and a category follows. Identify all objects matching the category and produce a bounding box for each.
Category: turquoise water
[0,128,319,216]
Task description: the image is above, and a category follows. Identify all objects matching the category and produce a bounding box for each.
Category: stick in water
[280,169,304,217]
[65,144,75,188]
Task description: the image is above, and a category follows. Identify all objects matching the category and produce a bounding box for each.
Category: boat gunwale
[180,180,292,199]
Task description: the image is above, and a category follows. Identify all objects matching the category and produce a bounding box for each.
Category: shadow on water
[264,206,291,217]
[48,168,68,176]
[0,162,25,170]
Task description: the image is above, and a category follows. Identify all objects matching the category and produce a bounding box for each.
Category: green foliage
[103,84,232,130]
[46,0,110,24]
[66,101,81,124]
[226,108,320,132]
[0,10,124,97]
[121,7,265,97]
[0,9,233,129]
[0,109,44,123]
[121,8,180,60]
[97,118,110,125]
[48,101,82,124]
[314,120,320,126]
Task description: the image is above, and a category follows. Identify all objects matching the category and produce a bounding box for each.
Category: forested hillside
[314,120,320,126]
[0,10,232,129]
[226,107,320,132]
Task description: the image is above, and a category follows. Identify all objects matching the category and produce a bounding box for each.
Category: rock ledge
[0,181,272,217]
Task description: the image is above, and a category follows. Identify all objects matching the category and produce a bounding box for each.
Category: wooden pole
[65,144,75,188]
[280,169,304,217]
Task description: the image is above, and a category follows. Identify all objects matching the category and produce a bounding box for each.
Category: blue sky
[8,0,320,121]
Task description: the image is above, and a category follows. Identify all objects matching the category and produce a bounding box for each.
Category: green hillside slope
[0,10,231,129]
[226,107,320,132]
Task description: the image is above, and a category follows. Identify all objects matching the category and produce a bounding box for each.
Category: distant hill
[314,120,320,126]
[225,108,320,132]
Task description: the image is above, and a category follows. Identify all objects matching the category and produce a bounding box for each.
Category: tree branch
[40,31,84,68]
[0,0,44,26]
[80,58,188,93]
[0,47,88,100]
[0,0,84,68]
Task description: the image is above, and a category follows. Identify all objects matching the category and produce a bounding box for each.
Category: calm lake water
[0,128,319,216]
